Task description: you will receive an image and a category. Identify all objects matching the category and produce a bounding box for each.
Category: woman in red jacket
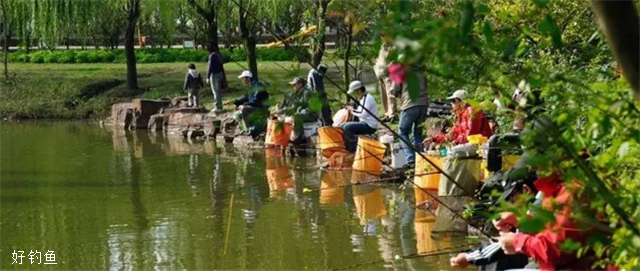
[424,89,493,146]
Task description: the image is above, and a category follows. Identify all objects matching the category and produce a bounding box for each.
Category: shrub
[57,51,77,63]
[29,51,49,63]
[7,48,310,64]
[75,51,91,63]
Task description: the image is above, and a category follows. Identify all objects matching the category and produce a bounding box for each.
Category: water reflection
[0,122,472,271]
[319,170,349,205]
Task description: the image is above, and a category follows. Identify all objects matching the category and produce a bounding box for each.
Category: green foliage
[5,48,310,64]
[379,0,639,268]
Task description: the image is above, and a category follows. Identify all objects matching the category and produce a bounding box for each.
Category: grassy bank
[0,61,342,119]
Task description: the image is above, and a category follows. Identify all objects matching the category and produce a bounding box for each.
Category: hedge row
[4,47,311,64]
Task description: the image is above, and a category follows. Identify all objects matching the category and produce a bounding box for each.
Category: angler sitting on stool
[340,80,379,153]
[275,77,318,145]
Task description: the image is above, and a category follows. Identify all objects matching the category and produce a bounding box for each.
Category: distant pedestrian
[205,48,225,112]
[307,63,332,126]
[183,63,204,107]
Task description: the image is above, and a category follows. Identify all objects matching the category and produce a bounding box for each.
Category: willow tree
[186,0,221,52]
[327,0,374,89]
[124,0,141,91]
[176,1,207,49]
[236,0,267,80]
[141,0,179,48]
[216,0,240,50]
[8,0,34,52]
[1,0,9,81]
[310,0,332,67]
[265,0,307,39]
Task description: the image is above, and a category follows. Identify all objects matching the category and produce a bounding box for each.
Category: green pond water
[1,121,473,270]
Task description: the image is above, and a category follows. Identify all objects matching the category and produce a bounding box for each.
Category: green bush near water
[5,47,311,64]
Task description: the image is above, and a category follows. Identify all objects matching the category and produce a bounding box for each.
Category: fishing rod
[302,171,439,193]
[330,244,477,271]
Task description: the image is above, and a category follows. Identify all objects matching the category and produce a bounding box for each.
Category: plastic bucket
[414,153,443,190]
[266,166,293,193]
[318,127,346,158]
[391,142,408,169]
[303,121,322,138]
[265,120,292,147]
[352,185,387,224]
[320,170,350,205]
[502,155,520,170]
[352,137,387,175]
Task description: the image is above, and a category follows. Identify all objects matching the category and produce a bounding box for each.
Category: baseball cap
[318,63,328,72]
[447,89,467,101]
[348,80,364,94]
[288,77,304,85]
[237,70,253,79]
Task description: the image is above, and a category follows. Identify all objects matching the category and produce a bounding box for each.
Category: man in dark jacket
[183,63,204,107]
[307,63,332,126]
[225,70,269,137]
[205,49,225,112]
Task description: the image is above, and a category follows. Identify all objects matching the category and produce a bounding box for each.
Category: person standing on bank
[307,63,333,126]
[205,48,225,113]
[374,39,397,122]
[389,64,428,167]
[340,81,379,153]
[183,63,204,108]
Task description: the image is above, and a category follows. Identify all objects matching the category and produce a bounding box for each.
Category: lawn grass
[0,61,384,121]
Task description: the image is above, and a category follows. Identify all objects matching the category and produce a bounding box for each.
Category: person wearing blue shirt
[224,71,269,137]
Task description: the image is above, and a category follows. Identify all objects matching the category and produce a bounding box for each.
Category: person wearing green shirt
[277,77,319,143]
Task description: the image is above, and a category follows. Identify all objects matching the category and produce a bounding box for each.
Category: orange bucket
[414,212,436,254]
[266,166,293,193]
[265,146,285,158]
[320,170,350,205]
[352,137,387,175]
[318,127,346,158]
[352,185,387,224]
[265,120,292,147]
[414,153,442,190]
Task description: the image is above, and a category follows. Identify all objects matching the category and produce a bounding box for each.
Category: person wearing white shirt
[340,80,378,153]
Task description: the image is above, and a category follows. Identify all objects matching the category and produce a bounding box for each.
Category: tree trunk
[125,0,141,91]
[312,0,331,67]
[590,0,640,99]
[245,41,258,81]
[343,27,352,91]
[1,0,8,81]
[238,4,258,80]
[206,20,219,52]
[187,0,220,52]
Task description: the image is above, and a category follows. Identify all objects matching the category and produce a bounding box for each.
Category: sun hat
[348,80,364,94]
[447,89,467,101]
[288,77,304,85]
[237,70,253,79]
